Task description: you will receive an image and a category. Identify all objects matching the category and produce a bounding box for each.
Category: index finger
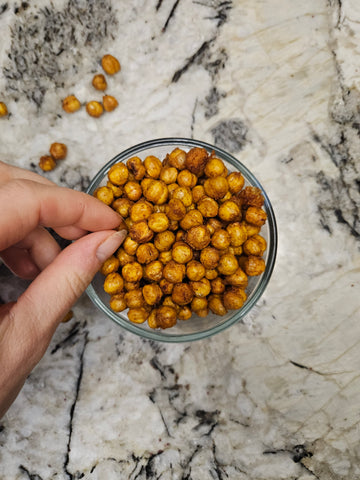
[0,179,125,251]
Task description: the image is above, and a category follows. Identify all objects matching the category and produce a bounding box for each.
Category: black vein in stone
[289,360,324,376]
[51,321,81,354]
[172,39,213,83]
[19,465,43,480]
[162,0,180,32]
[155,0,163,11]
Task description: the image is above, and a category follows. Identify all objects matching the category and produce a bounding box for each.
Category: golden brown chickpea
[166,198,186,221]
[190,277,211,298]
[185,147,209,176]
[100,255,120,275]
[103,95,118,112]
[227,222,247,247]
[124,281,140,291]
[107,181,123,198]
[147,309,158,329]
[204,176,229,200]
[39,155,56,172]
[208,295,227,316]
[156,306,177,329]
[172,283,194,305]
[196,308,209,318]
[205,269,218,280]
[167,148,187,170]
[191,297,208,312]
[163,260,186,283]
[94,186,114,205]
[179,210,203,231]
[154,230,175,252]
[172,186,193,208]
[153,204,167,213]
[62,95,81,113]
[128,307,149,324]
[240,220,261,237]
[228,246,243,256]
[204,157,227,177]
[143,284,162,306]
[162,296,179,311]
[207,218,224,234]
[238,255,266,276]
[168,183,179,197]
[122,262,143,282]
[225,267,248,288]
[136,242,159,264]
[192,185,206,204]
[144,260,163,282]
[49,142,67,160]
[185,225,211,250]
[159,278,174,295]
[124,181,142,201]
[108,162,129,186]
[148,212,170,232]
[144,155,162,179]
[158,250,173,264]
[200,247,220,269]
[129,220,154,244]
[227,172,245,194]
[238,186,264,208]
[123,236,139,255]
[124,289,145,308]
[101,54,121,75]
[186,260,205,281]
[125,217,133,229]
[86,100,103,118]
[172,242,193,264]
[218,200,241,222]
[109,293,127,312]
[211,277,226,294]
[92,73,107,91]
[116,248,135,267]
[0,101,8,117]
[223,287,247,310]
[160,166,178,184]
[177,170,197,189]
[103,272,124,295]
[243,234,267,256]
[245,206,267,227]
[130,200,153,222]
[127,156,146,181]
[211,229,231,250]
[219,191,232,204]
[168,219,179,231]
[217,253,239,276]
[177,306,192,321]
[175,230,187,242]
[197,197,219,218]
[142,179,168,204]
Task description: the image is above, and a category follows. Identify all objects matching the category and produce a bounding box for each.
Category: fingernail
[96,230,127,263]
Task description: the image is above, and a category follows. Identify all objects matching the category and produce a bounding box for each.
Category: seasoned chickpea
[227,172,245,194]
[217,253,239,276]
[50,142,67,160]
[62,95,81,113]
[197,197,219,218]
[185,147,209,176]
[124,181,142,201]
[240,220,261,237]
[219,191,232,203]
[154,230,175,252]
[124,281,140,291]
[186,225,211,250]
[160,166,178,184]
[148,213,170,232]
[243,234,267,256]
[159,278,174,295]
[191,297,208,312]
[128,307,149,324]
[39,155,56,172]
[127,156,146,180]
[0,101,8,117]
[223,287,247,310]
[156,306,177,329]
[208,295,227,316]
[130,200,153,222]
[123,236,139,255]
[122,262,143,282]
[204,157,227,177]
[130,220,153,244]
[238,255,266,276]
[218,200,241,222]
[107,181,123,198]
[186,260,205,281]
[108,162,129,186]
[200,247,220,269]
[245,206,267,227]
[142,179,168,204]
[111,197,131,217]
[153,204,166,213]
[172,187,193,208]
[144,155,162,179]
[229,246,243,256]
[136,242,159,264]
[168,183,179,197]
[177,170,197,188]
[206,219,223,235]
[167,147,187,170]
[196,308,209,318]
[205,269,218,280]
[172,283,194,305]
[179,210,203,230]
[100,255,120,275]
[116,248,135,267]
[103,95,118,112]
[192,185,206,203]
[163,260,186,283]
[147,309,158,329]
[101,54,121,75]
[162,296,179,310]
[103,272,124,295]
[110,293,127,312]
[211,229,231,250]
[177,306,192,321]
[211,277,226,294]
[168,219,179,231]
[172,242,193,264]
[227,222,247,246]
[158,250,173,264]
[144,260,163,282]
[86,100,103,118]
[143,284,162,306]
[190,277,211,298]
[204,176,229,200]
[94,186,114,205]
[166,198,186,221]
[238,186,264,208]
[124,289,145,308]
[175,230,187,242]
[225,267,248,288]
[92,73,107,90]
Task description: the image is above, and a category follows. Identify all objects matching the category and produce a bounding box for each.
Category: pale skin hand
[0,161,127,418]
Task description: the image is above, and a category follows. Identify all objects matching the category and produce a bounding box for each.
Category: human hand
[0,161,127,418]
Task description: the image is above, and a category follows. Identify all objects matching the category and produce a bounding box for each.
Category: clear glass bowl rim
[86,137,278,343]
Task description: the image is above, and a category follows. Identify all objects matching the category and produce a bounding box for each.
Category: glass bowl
[86,138,277,342]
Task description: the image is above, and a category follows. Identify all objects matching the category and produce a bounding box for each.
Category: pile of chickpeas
[94,146,268,330]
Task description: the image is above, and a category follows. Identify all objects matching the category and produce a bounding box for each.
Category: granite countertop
[0,0,359,478]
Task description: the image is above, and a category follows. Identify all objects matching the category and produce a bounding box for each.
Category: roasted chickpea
[229,246,243,256]
[160,166,178,184]
[108,162,129,186]
[112,197,132,217]
[196,308,209,318]
[107,181,123,198]
[127,156,146,180]
[109,293,127,312]
[204,157,226,177]
[124,289,145,308]
[177,306,192,321]
[94,186,114,205]
[162,296,179,310]
[192,185,206,204]
[172,187,193,208]
[172,242,193,264]
[124,181,142,201]
[86,100,103,118]
[218,200,241,222]
[92,74,107,90]
[136,242,159,264]
[197,197,219,218]
[144,155,162,179]
[208,295,227,316]
[148,212,170,232]
[122,262,143,282]
[223,287,247,310]
[211,229,231,250]
[156,306,177,329]
[204,176,229,200]
[39,155,56,172]
[205,269,218,280]
[166,198,186,221]
[100,255,120,275]
[211,277,226,294]
[191,297,208,312]
[186,260,205,281]
[238,255,266,276]
[62,95,81,113]
[238,186,264,208]
[101,54,121,75]
[116,248,135,267]
[200,247,220,269]
[167,148,187,170]
[163,260,186,283]
[124,281,140,291]
[217,253,239,276]
[142,179,168,205]
[185,147,209,176]
[175,230,187,242]
[143,284,162,306]
[245,206,267,227]
[103,95,118,112]
[159,278,174,295]
[186,225,211,250]
[172,283,194,305]
[219,191,232,204]
[225,267,248,288]
[227,222,247,246]
[50,142,67,160]
[190,277,211,298]
[154,230,176,252]
[144,260,163,282]
[103,272,124,295]
[128,307,149,324]
[243,234,267,256]
[0,101,8,117]
[168,183,179,197]
[177,170,197,189]
[123,236,139,255]
[179,210,203,231]
[240,220,261,237]
[130,200,153,222]
[153,204,166,213]
[158,250,173,264]
[168,219,179,231]
[227,172,245,194]
[130,220,153,244]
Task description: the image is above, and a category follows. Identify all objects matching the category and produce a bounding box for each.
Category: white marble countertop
[0,0,359,478]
